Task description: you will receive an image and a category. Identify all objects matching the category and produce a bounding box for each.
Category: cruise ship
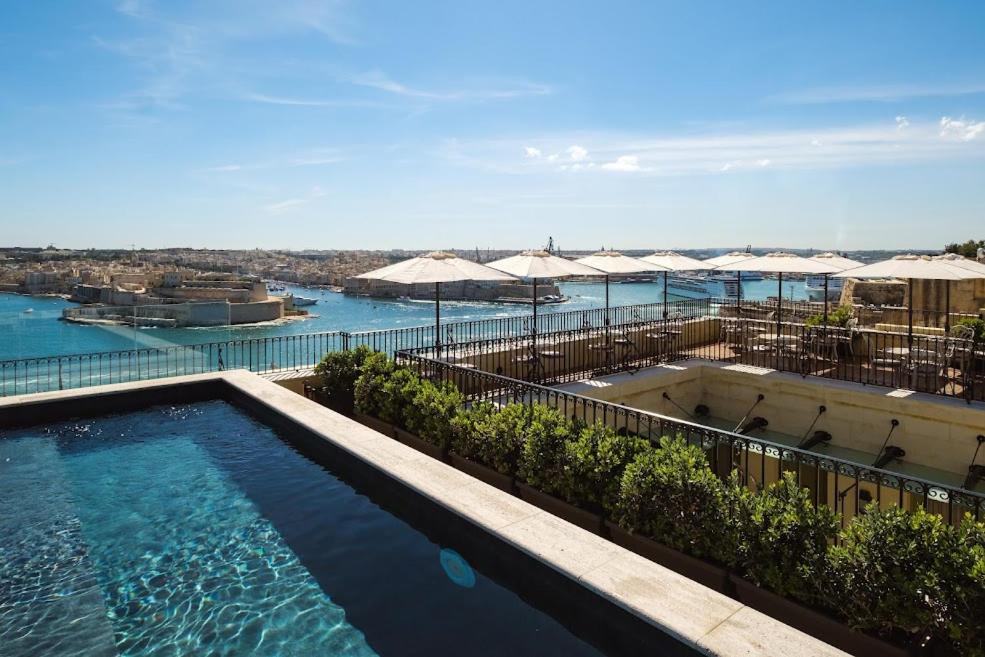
[666,271,760,299]
[804,274,843,301]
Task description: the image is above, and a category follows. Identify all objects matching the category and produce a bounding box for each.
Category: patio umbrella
[935,254,985,331]
[809,252,865,321]
[640,251,706,316]
[356,252,515,359]
[833,254,983,348]
[575,251,662,328]
[703,251,757,308]
[727,252,840,337]
[486,250,601,341]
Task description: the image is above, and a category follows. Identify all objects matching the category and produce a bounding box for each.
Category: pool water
[0,401,603,657]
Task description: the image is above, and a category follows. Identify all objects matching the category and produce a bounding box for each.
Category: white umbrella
[834,254,983,344]
[356,251,515,358]
[575,251,663,327]
[640,251,707,315]
[808,252,865,316]
[933,254,985,331]
[704,251,757,308]
[703,251,757,268]
[809,252,864,271]
[726,252,840,340]
[487,250,601,340]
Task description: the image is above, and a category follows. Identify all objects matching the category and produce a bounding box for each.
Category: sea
[0,280,805,361]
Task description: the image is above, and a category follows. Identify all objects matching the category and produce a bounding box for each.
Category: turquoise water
[0,401,604,656]
[0,279,805,361]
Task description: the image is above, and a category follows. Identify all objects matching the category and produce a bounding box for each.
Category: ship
[804,274,843,301]
[291,295,318,307]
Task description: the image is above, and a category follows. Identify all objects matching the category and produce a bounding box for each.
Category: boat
[23,308,33,313]
[291,296,318,307]
[666,274,742,299]
[805,274,843,301]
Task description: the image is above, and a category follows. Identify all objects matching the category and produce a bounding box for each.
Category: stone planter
[448,453,514,493]
[353,412,395,438]
[392,426,446,462]
[516,483,605,535]
[729,575,912,657]
[604,521,731,594]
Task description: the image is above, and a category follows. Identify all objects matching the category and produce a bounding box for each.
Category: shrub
[805,305,854,328]
[405,380,464,449]
[735,471,838,604]
[484,403,537,476]
[450,401,498,464]
[616,436,732,563]
[826,505,956,641]
[516,405,576,498]
[946,515,985,656]
[565,422,649,514]
[313,346,372,414]
[956,317,985,341]
[353,351,397,418]
[379,367,420,427]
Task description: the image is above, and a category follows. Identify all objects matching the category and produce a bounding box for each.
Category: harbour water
[0,280,805,361]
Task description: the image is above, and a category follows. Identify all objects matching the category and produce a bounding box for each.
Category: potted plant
[448,401,514,491]
[400,379,462,461]
[312,345,372,415]
[727,472,879,654]
[353,351,398,436]
[610,436,733,592]
[823,505,958,656]
[514,409,611,534]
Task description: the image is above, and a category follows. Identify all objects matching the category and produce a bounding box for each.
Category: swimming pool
[0,400,604,657]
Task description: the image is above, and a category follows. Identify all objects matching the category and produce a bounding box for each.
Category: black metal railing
[0,298,706,396]
[396,352,985,526]
[704,318,983,402]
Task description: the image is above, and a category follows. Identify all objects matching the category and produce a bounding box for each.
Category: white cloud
[524,147,542,159]
[264,198,306,214]
[601,155,642,172]
[770,82,985,104]
[450,115,985,177]
[940,116,985,141]
[352,70,550,102]
[567,145,589,161]
[896,116,910,130]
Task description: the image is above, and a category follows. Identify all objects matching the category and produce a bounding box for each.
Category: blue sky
[2,1,984,251]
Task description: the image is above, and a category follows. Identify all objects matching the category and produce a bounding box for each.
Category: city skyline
[2,1,985,250]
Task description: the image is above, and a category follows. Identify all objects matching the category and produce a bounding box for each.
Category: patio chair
[902,340,949,393]
[868,338,904,388]
[950,325,975,340]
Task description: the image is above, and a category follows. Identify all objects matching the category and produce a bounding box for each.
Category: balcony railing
[395,351,985,526]
[0,298,704,396]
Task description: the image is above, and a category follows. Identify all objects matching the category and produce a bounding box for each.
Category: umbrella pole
[532,277,538,342]
[823,274,829,329]
[736,270,742,313]
[776,272,783,369]
[908,278,914,365]
[663,270,668,319]
[945,281,951,333]
[435,281,441,361]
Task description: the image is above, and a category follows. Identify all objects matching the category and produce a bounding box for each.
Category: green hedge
[315,349,985,653]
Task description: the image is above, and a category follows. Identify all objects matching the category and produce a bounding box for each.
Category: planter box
[604,521,731,594]
[448,453,515,493]
[392,426,446,462]
[729,575,911,657]
[516,483,605,535]
[353,412,395,438]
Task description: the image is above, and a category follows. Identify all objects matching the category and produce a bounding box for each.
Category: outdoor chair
[902,340,949,393]
[868,338,904,388]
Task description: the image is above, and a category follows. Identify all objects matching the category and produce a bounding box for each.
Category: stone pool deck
[1,369,848,657]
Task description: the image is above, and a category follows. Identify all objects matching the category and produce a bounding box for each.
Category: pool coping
[0,370,848,657]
